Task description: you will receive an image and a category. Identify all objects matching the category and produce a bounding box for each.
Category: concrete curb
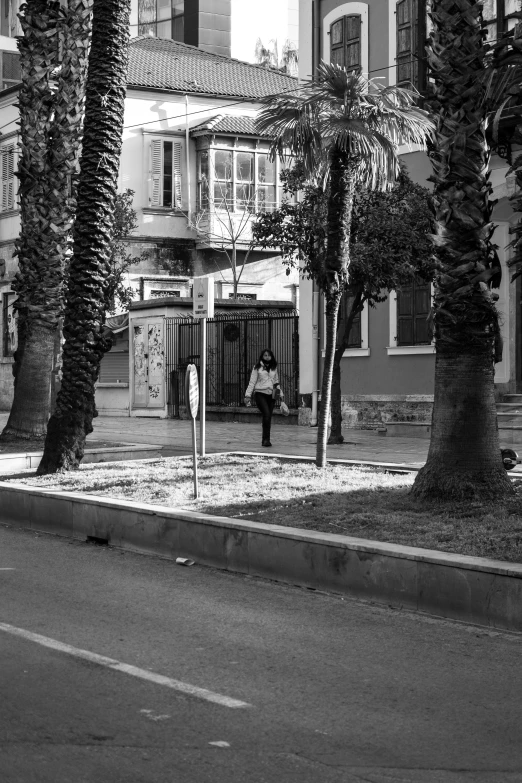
[0,444,163,473]
[1,480,521,633]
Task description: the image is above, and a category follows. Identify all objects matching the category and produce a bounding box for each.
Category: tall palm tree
[411,0,514,500]
[38,0,131,473]
[257,64,433,466]
[1,0,92,442]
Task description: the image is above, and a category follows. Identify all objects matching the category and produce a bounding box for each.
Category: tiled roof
[190,115,272,137]
[127,36,298,100]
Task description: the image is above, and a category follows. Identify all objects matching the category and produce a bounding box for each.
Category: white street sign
[193,277,215,319]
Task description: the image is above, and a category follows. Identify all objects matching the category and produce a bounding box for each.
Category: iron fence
[165,311,299,417]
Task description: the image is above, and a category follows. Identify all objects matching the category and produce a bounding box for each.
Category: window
[197,139,281,213]
[0,142,15,212]
[397,277,431,346]
[150,138,182,209]
[483,0,520,42]
[2,291,17,358]
[138,0,184,41]
[396,0,418,88]
[0,0,21,38]
[0,50,21,89]
[330,15,361,72]
[343,292,362,348]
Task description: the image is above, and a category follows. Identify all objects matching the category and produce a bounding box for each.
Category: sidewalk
[0,412,428,467]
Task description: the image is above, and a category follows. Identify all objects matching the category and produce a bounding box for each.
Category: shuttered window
[330,15,361,72]
[1,50,20,89]
[339,291,362,348]
[150,138,182,209]
[1,142,15,212]
[397,278,432,346]
[396,0,419,88]
[98,351,129,384]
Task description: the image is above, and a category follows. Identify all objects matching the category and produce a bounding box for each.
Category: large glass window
[197,139,284,213]
[138,0,184,40]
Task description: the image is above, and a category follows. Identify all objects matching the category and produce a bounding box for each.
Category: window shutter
[397,278,432,345]
[173,142,182,209]
[342,292,362,348]
[397,284,414,346]
[414,280,431,344]
[331,15,361,71]
[1,144,15,211]
[330,18,345,67]
[150,139,162,206]
[345,15,361,72]
[99,351,130,384]
[396,0,419,88]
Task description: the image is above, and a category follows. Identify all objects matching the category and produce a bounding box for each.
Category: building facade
[0,35,299,412]
[297,0,521,430]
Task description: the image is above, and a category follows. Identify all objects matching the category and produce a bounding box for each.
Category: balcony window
[197,138,284,213]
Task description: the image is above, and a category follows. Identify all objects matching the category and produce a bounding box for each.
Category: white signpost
[185,363,199,499]
[192,277,214,457]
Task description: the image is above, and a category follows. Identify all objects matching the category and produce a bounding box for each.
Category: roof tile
[128,36,298,100]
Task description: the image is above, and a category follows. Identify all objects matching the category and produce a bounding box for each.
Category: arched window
[330,15,361,72]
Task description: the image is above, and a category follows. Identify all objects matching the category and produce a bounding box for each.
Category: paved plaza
[0,411,428,467]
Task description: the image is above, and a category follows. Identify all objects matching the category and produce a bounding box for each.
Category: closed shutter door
[150,139,162,206]
[99,352,129,383]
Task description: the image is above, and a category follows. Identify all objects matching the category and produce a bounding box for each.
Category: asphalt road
[1,524,521,783]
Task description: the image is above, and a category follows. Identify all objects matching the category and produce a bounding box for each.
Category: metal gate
[165,311,299,417]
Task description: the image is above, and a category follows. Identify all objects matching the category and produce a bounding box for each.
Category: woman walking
[244,349,284,447]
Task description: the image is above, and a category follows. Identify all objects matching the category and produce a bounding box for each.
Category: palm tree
[1,0,92,442]
[411,0,514,500]
[38,0,131,473]
[257,64,433,466]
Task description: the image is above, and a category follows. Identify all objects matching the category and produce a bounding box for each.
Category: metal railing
[165,311,299,417]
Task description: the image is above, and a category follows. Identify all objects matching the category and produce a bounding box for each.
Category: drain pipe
[313,0,321,78]
[311,287,320,426]
[185,94,191,224]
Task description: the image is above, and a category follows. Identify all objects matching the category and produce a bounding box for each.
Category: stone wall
[298,394,434,429]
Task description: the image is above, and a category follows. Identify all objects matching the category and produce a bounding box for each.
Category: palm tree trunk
[316,148,355,467]
[412,0,512,500]
[1,0,92,442]
[1,0,59,441]
[328,288,364,444]
[38,0,131,473]
[412,341,510,499]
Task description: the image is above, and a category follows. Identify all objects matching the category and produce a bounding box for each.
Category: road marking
[0,568,15,571]
[0,623,251,709]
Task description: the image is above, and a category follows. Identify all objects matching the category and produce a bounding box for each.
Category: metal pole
[192,415,199,499]
[200,317,206,456]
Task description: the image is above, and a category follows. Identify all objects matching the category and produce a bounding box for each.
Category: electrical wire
[0,27,518,138]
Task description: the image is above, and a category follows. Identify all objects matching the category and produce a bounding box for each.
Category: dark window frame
[330,14,362,73]
[2,290,16,358]
[396,277,432,347]
[395,0,427,93]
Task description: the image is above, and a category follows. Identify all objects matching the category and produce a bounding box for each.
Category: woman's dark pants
[254,392,275,443]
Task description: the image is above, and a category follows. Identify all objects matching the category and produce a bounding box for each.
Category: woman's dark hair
[255,348,277,370]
